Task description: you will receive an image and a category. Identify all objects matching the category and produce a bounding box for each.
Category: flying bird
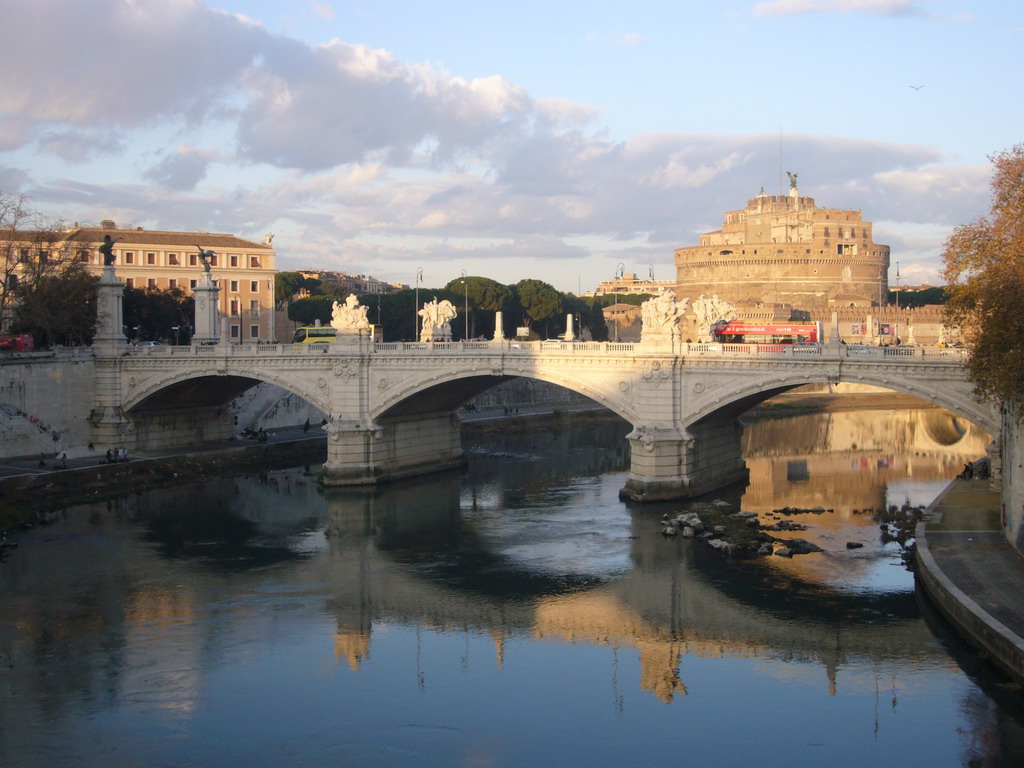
[909,85,925,90]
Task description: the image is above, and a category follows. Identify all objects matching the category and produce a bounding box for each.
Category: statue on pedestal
[331,294,370,332]
[690,294,737,341]
[641,289,689,343]
[98,235,121,267]
[418,298,457,342]
[194,246,215,273]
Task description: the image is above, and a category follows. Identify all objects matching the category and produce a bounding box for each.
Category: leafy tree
[274,271,306,309]
[0,195,99,346]
[941,144,1024,406]
[11,270,97,347]
[594,292,653,308]
[514,279,563,335]
[443,275,515,339]
[123,287,193,343]
[288,295,334,326]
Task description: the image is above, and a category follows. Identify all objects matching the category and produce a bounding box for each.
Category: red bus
[0,334,35,352]
[713,322,821,344]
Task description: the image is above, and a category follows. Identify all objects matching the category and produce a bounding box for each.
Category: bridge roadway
[93,336,997,502]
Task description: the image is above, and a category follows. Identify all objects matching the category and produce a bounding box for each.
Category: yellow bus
[291,326,337,344]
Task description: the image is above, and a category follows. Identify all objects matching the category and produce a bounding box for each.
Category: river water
[1,405,1022,767]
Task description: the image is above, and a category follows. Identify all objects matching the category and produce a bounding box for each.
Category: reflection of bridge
[96,337,995,501]
[85,265,997,500]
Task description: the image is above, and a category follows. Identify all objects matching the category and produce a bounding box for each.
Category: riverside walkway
[916,478,1024,684]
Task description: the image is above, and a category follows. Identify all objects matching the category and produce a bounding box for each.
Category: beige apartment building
[63,221,277,342]
[674,183,890,309]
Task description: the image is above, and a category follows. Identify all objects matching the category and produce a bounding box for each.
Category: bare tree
[0,193,96,345]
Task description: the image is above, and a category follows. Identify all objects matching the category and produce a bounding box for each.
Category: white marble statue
[641,289,689,343]
[418,298,458,342]
[690,294,737,341]
[331,294,370,332]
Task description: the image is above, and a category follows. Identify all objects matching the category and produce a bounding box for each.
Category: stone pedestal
[94,267,127,348]
[192,274,221,345]
[492,311,506,341]
[320,412,466,486]
[619,417,748,502]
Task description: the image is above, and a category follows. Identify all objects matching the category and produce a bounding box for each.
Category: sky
[1,0,1021,294]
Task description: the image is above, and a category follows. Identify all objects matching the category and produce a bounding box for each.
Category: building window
[250,256,260,268]
[126,278,135,288]
[125,252,134,264]
[230,299,239,316]
[189,254,198,266]
[837,244,857,256]
[250,325,259,339]
[210,254,218,267]
[230,324,239,339]
[79,248,90,262]
[147,278,157,289]
[250,281,258,292]
[190,279,197,289]
[230,255,238,267]
[169,279,177,290]
[230,280,239,292]
[169,253,178,265]
[147,252,156,265]
[250,299,260,317]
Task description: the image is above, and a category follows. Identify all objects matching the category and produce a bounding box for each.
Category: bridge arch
[371,368,638,425]
[123,367,331,415]
[684,367,998,437]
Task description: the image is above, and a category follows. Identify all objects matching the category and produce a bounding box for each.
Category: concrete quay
[916,478,1024,684]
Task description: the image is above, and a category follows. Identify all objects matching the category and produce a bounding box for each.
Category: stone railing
[116,339,968,362]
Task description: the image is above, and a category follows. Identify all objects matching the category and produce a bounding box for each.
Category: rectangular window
[126,278,135,288]
[250,256,260,268]
[147,252,156,265]
[249,299,260,316]
[230,280,239,292]
[250,325,259,339]
[190,279,197,289]
[125,252,134,264]
[230,255,238,267]
[230,324,239,339]
[147,278,157,289]
[189,254,197,267]
[79,248,90,262]
[17,248,28,263]
[250,281,258,292]
[169,279,177,290]
[169,253,178,265]
[230,299,239,316]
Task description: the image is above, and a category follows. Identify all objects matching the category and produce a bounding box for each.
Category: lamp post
[895,261,901,309]
[172,325,180,346]
[460,269,468,340]
[414,267,423,340]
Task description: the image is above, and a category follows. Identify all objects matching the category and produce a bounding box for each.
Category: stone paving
[917,478,1024,682]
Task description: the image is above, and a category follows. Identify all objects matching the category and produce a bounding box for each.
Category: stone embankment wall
[0,350,96,460]
[1002,401,1024,554]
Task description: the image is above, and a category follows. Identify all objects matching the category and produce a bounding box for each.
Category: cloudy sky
[1,0,1020,293]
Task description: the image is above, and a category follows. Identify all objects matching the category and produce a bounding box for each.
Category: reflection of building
[64,220,277,342]
[675,183,890,308]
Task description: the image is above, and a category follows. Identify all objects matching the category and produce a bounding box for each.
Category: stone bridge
[93,334,997,502]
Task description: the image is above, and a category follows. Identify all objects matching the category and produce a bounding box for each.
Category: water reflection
[0,406,1020,767]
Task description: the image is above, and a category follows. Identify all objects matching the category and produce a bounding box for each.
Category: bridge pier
[619,415,748,503]
[321,412,466,486]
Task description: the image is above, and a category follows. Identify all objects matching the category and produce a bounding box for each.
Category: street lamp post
[414,267,423,341]
[895,261,901,309]
[460,269,468,340]
[171,325,180,345]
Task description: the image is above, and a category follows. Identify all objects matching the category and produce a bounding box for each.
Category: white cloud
[753,0,934,17]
